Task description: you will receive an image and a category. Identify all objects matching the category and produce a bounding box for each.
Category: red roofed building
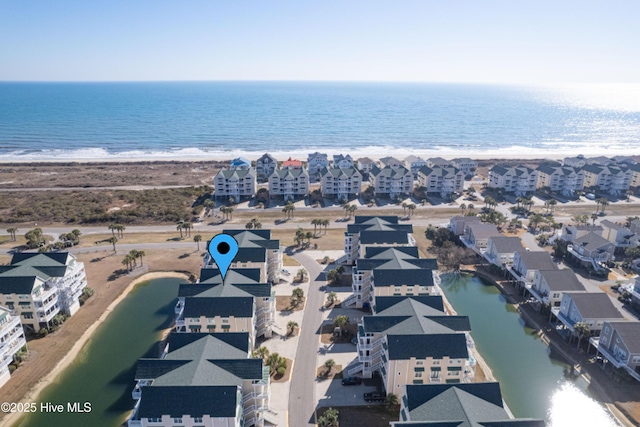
[282,157,303,169]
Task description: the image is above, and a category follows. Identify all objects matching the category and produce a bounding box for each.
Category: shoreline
[5,271,189,427]
[1,147,640,164]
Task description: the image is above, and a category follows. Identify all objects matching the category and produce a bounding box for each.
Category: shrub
[8,364,17,374]
[38,328,48,338]
[277,366,286,376]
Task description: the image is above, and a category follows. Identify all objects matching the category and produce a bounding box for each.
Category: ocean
[0,81,639,162]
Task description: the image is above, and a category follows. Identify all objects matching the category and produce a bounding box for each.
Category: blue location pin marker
[208,233,239,282]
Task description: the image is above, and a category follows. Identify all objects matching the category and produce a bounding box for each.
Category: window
[173,418,183,423]
[416,360,423,366]
[222,318,229,324]
[148,418,161,423]
[415,372,422,378]
[22,312,33,319]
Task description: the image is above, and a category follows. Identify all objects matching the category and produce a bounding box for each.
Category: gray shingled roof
[387,334,468,360]
[321,166,361,178]
[374,296,445,313]
[179,282,271,298]
[270,167,309,179]
[605,322,640,354]
[357,247,437,271]
[568,293,623,319]
[514,251,557,270]
[538,269,585,292]
[137,385,239,418]
[575,232,614,251]
[599,220,624,231]
[182,296,254,318]
[401,383,543,426]
[467,224,500,240]
[418,165,462,177]
[488,236,524,253]
[199,268,262,284]
[362,314,470,335]
[224,229,280,249]
[370,165,412,178]
[165,332,250,359]
[217,168,255,179]
[360,231,411,245]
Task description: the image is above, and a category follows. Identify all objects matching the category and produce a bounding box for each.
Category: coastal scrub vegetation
[0,186,212,224]
[424,226,476,272]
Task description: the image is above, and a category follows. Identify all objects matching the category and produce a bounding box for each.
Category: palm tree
[128,250,139,267]
[311,218,321,236]
[249,218,262,229]
[401,202,408,216]
[294,228,306,247]
[287,321,298,336]
[318,408,339,427]
[137,250,146,266]
[108,223,117,237]
[226,206,234,220]
[599,199,609,215]
[342,203,351,219]
[177,222,184,239]
[183,222,193,237]
[467,203,474,212]
[407,203,416,217]
[107,236,118,253]
[327,292,337,306]
[122,255,133,271]
[6,227,18,242]
[194,234,202,251]
[548,199,557,213]
[484,196,496,211]
[296,268,308,283]
[322,219,330,234]
[116,224,126,238]
[324,358,336,374]
[348,204,358,218]
[333,314,349,330]
[254,346,269,361]
[591,213,599,225]
[203,198,215,216]
[386,393,399,410]
[459,203,467,214]
[574,322,590,349]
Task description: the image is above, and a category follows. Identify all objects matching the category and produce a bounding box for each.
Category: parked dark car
[341,376,362,386]
[364,391,386,402]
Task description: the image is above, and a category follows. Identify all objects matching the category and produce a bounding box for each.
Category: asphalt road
[288,251,326,427]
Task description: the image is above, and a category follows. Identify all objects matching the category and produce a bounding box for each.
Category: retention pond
[13,277,182,427]
[441,273,620,427]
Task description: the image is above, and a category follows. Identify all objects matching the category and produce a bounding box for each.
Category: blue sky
[1,1,639,83]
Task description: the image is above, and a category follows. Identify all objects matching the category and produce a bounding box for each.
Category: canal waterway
[13,277,182,427]
[441,273,619,427]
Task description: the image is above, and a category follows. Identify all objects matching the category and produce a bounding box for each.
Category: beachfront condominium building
[404,155,428,178]
[129,332,277,427]
[556,293,624,338]
[175,296,257,343]
[0,252,87,332]
[563,155,587,168]
[391,383,545,426]
[203,229,282,284]
[350,296,474,387]
[592,322,640,383]
[426,157,452,168]
[320,166,362,200]
[488,165,538,196]
[451,158,478,178]
[348,246,439,309]
[416,166,464,199]
[307,152,329,181]
[333,154,354,168]
[344,216,415,265]
[369,165,413,200]
[175,268,275,339]
[214,168,257,201]
[582,164,631,196]
[380,156,405,169]
[0,306,26,388]
[536,165,585,196]
[356,157,378,176]
[484,236,525,267]
[255,153,278,182]
[268,167,309,201]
